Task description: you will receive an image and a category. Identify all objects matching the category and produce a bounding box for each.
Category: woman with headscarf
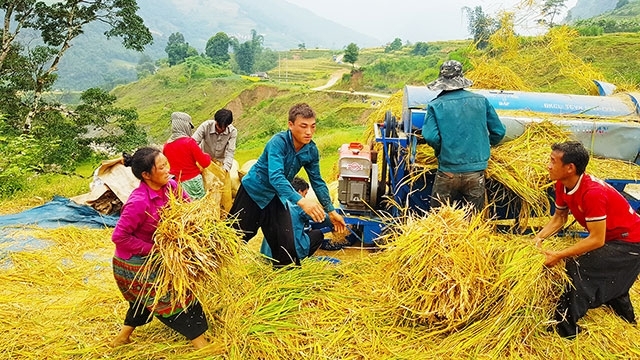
[163,111,211,199]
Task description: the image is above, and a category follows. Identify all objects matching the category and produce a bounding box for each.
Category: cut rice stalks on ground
[3,204,640,358]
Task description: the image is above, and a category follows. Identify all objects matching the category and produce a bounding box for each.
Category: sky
[284,0,579,43]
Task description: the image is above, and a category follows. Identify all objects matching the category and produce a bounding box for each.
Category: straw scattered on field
[4,200,640,359]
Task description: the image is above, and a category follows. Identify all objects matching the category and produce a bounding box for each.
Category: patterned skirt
[112,255,194,317]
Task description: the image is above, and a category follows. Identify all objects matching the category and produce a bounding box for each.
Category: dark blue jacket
[422,89,505,173]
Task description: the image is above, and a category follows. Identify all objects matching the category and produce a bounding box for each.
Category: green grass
[0,162,97,214]
[571,32,640,87]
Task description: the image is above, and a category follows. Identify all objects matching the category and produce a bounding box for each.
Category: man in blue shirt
[230,103,346,267]
[260,177,325,261]
[422,60,506,214]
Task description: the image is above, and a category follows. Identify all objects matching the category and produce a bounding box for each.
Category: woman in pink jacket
[110,147,209,349]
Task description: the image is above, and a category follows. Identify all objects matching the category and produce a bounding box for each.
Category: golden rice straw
[136,190,243,314]
[3,219,640,358]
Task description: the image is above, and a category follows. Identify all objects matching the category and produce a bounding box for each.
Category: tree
[0,0,153,131]
[298,43,306,50]
[73,88,147,154]
[250,29,264,55]
[411,42,430,56]
[0,0,37,69]
[254,48,278,72]
[385,38,403,53]
[165,32,189,66]
[463,6,498,49]
[136,54,156,79]
[343,43,359,68]
[205,32,230,65]
[0,0,151,177]
[538,0,567,28]
[234,41,255,74]
[230,29,265,74]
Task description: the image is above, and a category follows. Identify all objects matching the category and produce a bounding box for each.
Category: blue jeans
[430,170,485,213]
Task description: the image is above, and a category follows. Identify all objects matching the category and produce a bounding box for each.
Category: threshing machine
[335,81,640,244]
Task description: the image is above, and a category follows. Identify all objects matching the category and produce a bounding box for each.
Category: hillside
[54,0,378,90]
[567,0,618,21]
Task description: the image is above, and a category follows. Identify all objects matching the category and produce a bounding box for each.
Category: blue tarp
[0,196,119,255]
[0,196,118,269]
[0,195,119,229]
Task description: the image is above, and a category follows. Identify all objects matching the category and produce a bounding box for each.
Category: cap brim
[427,76,474,91]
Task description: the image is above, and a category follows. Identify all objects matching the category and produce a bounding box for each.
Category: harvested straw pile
[136,191,244,314]
[372,206,567,335]
[4,205,640,358]
[467,59,529,90]
[485,120,564,224]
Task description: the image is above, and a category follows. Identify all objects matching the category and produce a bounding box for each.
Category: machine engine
[337,142,379,211]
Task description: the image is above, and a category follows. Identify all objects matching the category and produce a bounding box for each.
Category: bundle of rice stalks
[542,26,605,94]
[348,205,568,357]
[372,206,565,332]
[486,120,569,225]
[136,192,243,314]
[486,11,519,60]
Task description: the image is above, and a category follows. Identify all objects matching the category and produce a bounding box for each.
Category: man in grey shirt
[193,109,237,172]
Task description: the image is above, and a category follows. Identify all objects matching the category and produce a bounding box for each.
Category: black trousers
[555,240,640,338]
[124,301,208,341]
[230,185,300,266]
[308,228,324,257]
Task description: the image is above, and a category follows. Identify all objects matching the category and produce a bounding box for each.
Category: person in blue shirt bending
[260,177,325,261]
[229,103,346,267]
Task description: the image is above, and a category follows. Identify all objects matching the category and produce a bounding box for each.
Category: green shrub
[0,131,44,197]
[0,166,28,196]
[576,25,604,36]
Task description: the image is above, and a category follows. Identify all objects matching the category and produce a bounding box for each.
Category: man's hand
[533,236,544,248]
[328,210,347,234]
[542,250,563,267]
[297,197,326,223]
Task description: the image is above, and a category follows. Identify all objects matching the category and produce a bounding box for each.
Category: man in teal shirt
[422,60,506,214]
[229,103,346,267]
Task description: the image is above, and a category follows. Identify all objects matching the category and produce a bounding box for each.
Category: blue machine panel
[402,85,639,132]
[476,89,634,117]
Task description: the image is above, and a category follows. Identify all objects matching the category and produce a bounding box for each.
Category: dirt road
[313,68,390,99]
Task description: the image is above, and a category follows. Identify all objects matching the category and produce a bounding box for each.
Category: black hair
[288,103,315,123]
[214,109,233,127]
[551,141,589,175]
[122,147,162,180]
[292,176,309,193]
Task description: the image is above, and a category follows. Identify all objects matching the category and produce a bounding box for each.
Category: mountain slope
[567,0,618,21]
[54,0,378,90]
